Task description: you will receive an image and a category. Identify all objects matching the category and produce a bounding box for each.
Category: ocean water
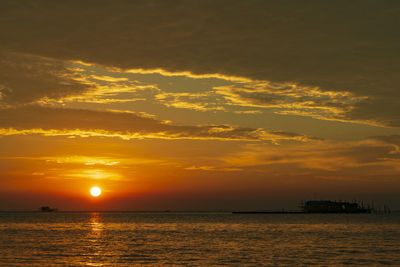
[0,212,399,266]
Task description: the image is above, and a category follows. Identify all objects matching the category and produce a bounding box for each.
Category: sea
[0,211,399,266]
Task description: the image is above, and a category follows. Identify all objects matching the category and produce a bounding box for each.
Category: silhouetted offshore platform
[302,200,370,213]
[233,200,391,214]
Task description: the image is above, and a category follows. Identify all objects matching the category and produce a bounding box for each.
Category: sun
[90,186,102,197]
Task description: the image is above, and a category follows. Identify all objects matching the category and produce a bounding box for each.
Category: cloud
[0,51,91,106]
[370,135,400,146]
[154,91,225,112]
[39,65,160,105]
[184,165,242,172]
[90,75,129,82]
[214,82,370,124]
[42,61,374,125]
[368,135,400,155]
[233,110,262,115]
[221,139,400,173]
[1,0,400,126]
[0,105,313,142]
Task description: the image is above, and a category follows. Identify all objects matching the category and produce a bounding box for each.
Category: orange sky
[1,1,400,210]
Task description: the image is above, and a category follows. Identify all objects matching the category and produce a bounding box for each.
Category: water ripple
[0,212,399,266]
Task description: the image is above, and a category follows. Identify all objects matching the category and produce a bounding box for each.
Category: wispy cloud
[51,61,378,126]
[184,165,242,172]
[0,50,392,128]
[214,82,370,124]
[155,91,225,112]
[0,51,91,106]
[55,61,385,127]
[221,139,400,174]
[0,105,314,142]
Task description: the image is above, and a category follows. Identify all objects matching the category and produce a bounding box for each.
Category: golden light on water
[90,186,102,197]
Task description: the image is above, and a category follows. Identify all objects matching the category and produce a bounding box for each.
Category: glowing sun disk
[90,186,102,197]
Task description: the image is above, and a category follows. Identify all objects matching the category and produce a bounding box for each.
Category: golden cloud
[0,105,314,142]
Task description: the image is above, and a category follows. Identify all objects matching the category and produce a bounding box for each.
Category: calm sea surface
[0,211,399,266]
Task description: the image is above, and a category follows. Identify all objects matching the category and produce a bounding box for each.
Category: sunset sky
[1,0,400,210]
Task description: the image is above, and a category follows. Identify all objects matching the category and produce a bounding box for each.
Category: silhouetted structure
[233,200,377,214]
[302,200,370,213]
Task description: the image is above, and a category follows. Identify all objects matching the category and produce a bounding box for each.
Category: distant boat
[40,206,58,212]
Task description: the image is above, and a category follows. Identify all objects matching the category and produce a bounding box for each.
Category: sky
[1,0,400,211]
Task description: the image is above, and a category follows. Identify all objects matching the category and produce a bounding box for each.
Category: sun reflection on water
[85,212,105,266]
[90,212,104,233]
